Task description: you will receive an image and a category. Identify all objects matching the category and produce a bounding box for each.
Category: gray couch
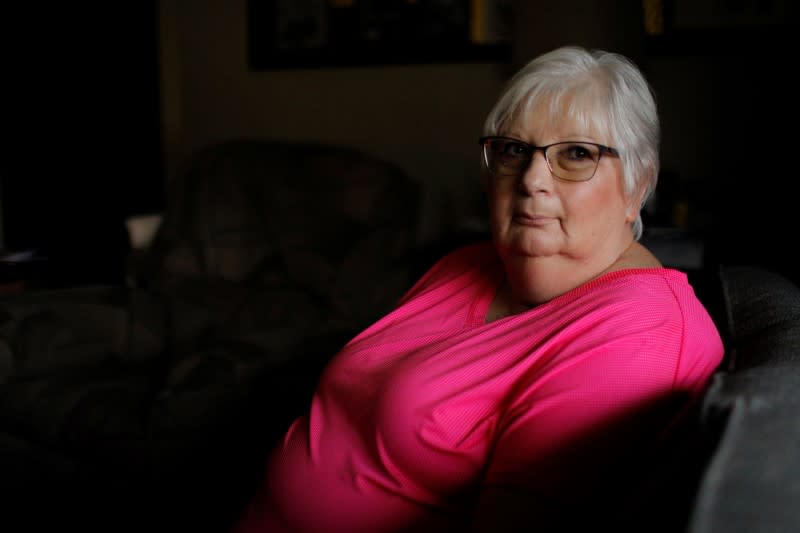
[1,139,798,532]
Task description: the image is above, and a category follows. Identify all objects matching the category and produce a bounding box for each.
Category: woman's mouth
[513,212,557,226]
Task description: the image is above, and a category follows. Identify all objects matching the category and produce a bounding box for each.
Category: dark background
[2,2,163,286]
[644,24,797,286]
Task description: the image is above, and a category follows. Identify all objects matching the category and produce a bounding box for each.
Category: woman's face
[487,100,639,264]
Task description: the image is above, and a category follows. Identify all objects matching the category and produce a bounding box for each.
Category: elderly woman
[235,46,723,532]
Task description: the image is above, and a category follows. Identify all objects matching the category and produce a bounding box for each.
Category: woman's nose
[518,150,553,194]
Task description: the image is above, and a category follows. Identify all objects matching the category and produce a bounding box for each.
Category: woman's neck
[486,240,661,323]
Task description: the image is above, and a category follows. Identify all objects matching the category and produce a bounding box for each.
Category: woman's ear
[625,186,646,223]
[624,202,638,223]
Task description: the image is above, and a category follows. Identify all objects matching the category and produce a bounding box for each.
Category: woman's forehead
[514,92,611,141]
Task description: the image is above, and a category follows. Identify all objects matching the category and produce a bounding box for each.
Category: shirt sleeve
[483,297,718,502]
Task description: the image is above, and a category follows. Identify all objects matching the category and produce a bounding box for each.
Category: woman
[235,46,724,532]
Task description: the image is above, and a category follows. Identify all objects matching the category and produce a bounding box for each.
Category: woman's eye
[505,142,529,157]
[568,147,588,159]
[563,144,596,161]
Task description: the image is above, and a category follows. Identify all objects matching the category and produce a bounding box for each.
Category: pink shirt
[236,241,724,532]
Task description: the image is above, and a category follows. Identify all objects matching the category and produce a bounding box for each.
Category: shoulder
[587,268,694,310]
[432,240,497,272]
[576,268,724,387]
[398,240,498,304]
[565,269,688,326]
[577,269,716,342]
[609,268,720,336]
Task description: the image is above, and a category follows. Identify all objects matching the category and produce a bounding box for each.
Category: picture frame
[246,0,512,70]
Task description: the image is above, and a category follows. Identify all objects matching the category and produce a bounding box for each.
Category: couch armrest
[686,265,800,532]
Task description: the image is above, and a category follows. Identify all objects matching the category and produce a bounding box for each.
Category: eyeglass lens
[484,139,603,181]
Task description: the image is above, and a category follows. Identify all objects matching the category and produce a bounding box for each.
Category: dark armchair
[0,139,422,531]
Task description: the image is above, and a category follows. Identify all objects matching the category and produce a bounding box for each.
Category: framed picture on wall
[247,0,512,69]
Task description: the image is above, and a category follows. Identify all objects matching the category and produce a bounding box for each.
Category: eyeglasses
[479,136,620,182]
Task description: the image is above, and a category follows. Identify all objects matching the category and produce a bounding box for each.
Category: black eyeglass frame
[478,136,621,182]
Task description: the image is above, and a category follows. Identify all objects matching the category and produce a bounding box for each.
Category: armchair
[0,138,422,530]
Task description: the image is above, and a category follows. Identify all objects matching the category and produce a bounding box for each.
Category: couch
[1,139,798,532]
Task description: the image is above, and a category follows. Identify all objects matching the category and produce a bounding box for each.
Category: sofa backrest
[150,140,418,279]
[134,139,422,343]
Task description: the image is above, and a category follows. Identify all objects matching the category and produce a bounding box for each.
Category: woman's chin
[502,235,561,259]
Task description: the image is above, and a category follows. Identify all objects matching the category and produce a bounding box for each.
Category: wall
[158,0,660,243]
[159,0,515,243]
